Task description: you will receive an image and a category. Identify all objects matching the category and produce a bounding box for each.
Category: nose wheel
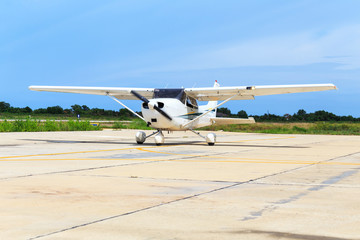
[154,131,164,145]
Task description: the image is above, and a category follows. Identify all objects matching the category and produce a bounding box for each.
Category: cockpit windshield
[154,88,186,102]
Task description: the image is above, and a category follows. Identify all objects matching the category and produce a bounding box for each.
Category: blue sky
[1,0,360,116]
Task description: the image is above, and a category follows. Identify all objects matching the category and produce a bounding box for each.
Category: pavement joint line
[0,144,176,160]
[221,136,296,143]
[0,151,226,181]
[134,147,360,165]
[2,157,360,166]
[66,174,240,184]
[0,159,167,181]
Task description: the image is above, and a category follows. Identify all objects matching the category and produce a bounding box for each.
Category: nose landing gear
[135,130,164,145]
[154,131,164,145]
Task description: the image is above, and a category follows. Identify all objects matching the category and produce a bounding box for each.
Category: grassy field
[108,120,360,135]
[200,122,360,135]
[1,117,360,135]
[110,119,152,130]
[0,119,100,132]
[0,113,127,121]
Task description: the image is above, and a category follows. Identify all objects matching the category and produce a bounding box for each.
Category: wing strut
[107,95,146,122]
[182,94,238,128]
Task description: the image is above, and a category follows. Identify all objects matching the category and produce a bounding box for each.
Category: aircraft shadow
[21,139,308,148]
[20,139,202,146]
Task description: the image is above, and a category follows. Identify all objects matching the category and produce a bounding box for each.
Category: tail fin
[205,80,220,114]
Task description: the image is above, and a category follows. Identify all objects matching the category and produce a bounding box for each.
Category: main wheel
[206,133,216,146]
[135,131,146,144]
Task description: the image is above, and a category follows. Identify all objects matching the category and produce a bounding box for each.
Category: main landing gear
[189,129,216,146]
[135,129,216,146]
[205,132,216,146]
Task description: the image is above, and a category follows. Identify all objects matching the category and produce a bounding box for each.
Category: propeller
[130,90,172,121]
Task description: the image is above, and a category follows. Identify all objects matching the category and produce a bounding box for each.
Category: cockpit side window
[189,97,198,107]
[186,96,198,109]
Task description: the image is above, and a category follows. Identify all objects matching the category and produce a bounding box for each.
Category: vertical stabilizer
[205,80,219,115]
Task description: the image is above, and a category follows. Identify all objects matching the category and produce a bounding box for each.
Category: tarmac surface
[1,129,360,240]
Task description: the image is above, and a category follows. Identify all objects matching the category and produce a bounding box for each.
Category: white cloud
[152,24,360,71]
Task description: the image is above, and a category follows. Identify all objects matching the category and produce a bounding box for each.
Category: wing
[185,84,337,101]
[28,86,155,100]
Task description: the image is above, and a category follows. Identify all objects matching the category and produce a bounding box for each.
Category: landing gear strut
[136,129,216,146]
[189,129,216,146]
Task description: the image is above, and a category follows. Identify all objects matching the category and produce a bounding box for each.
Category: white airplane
[29,81,336,145]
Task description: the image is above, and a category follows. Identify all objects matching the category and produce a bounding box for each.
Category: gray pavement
[1,130,360,240]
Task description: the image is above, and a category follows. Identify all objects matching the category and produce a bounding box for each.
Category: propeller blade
[130,90,172,121]
[130,90,149,103]
[154,105,172,121]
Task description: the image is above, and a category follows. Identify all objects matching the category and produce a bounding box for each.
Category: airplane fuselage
[142,98,215,131]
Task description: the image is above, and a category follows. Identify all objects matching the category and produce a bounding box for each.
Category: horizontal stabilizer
[210,117,255,125]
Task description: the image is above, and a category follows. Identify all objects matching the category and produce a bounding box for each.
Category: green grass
[0,113,130,121]
[200,122,360,135]
[110,119,152,130]
[109,120,360,135]
[0,119,101,132]
[2,118,359,135]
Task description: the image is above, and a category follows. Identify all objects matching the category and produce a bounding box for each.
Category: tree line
[1,101,359,122]
[0,102,134,119]
[217,108,360,122]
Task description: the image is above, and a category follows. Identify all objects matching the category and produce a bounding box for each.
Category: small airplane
[29,81,337,145]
